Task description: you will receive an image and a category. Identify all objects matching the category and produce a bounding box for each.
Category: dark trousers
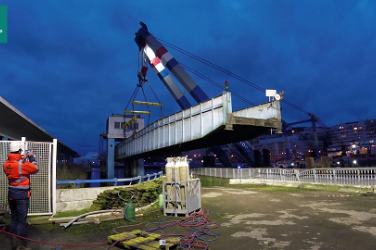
[8,198,29,238]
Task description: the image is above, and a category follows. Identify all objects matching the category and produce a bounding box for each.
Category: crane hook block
[141,66,148,77]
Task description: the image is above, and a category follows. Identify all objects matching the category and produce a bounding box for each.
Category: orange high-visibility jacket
[3,153,39,200]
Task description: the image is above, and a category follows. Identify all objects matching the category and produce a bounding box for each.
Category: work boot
[15,238,32,250]
[11,236,17,250]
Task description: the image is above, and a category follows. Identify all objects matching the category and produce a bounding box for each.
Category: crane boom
[142,45,191,110]
[135,22,257,168]
[136,23,209,103]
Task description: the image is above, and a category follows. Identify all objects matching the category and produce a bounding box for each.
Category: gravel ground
[1,185,376,249]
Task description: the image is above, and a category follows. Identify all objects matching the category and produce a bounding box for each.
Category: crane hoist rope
[123,51,163,136]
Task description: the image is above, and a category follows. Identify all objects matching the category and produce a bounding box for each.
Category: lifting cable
[123,51,164,135]
[181,63,255,106]
[156,37,310,116]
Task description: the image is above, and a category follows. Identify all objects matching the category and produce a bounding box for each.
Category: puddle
[232,227,290,248]
[277,210,309,220]
[201,192,222,198]
[270,199,281,202]
[352,226,376,236]
[245,220,295,225]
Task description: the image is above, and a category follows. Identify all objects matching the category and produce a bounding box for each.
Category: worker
[3,141,39,250]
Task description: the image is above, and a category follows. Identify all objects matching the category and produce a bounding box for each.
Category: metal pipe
[132,101,162,107]
[63,210,121,229]
[124,110,151,115]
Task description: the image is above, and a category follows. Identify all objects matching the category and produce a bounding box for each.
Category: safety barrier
[192,167,376,187]
[56,171,164,189]
[0,138,57,216]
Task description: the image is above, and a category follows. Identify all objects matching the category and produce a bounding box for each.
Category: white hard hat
[9,141,24,152]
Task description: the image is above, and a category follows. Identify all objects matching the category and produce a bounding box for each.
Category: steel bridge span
[116,92,282,161]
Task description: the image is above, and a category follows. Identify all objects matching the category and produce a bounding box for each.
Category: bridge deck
[116,93,282,160]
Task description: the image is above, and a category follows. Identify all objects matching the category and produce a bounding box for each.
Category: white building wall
[106,115,145,139]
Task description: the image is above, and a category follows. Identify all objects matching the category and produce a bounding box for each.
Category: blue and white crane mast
[135,22,255,167]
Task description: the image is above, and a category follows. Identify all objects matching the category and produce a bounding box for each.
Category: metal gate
[0,137,57,215]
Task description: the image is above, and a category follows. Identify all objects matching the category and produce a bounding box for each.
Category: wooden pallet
[108,229,180,250]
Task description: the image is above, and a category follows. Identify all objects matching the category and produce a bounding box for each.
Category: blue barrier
[90,166,101,188]
[56,171,163,189]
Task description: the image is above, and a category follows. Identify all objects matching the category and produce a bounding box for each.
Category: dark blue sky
[1,0,376,157]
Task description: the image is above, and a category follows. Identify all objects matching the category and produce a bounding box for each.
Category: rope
[181,63,255,106]
[156,37,311,116]
[125,86,140,112]
[145,79,163,118]
[140,86,151,125]
[123,49,165,134]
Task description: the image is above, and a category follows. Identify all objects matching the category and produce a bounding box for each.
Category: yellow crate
[108,230,178,250]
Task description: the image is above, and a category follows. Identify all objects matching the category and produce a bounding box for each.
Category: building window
[114,122,120,129]
[123,122,139,130]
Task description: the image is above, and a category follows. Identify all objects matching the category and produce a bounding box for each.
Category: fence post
[138,176,142,184]
[76,179,80,189]
[313,169,317,183]
[114,178,118,186]
[333,169,337,184]
[52,139,58,215]
[357,169,360,185]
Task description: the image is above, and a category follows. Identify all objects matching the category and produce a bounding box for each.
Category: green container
[158,194,164,209]
[124,200,135,220]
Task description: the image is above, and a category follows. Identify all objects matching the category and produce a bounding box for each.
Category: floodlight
[265,89,277,97]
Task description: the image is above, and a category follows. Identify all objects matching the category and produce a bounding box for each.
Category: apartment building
[253,132,325,162]
[328,119,376,155]
[251,118,376,161]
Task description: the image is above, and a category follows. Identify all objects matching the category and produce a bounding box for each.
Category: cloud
[1,0,376,156]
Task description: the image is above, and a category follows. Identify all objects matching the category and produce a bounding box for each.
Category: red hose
[0,230,108,247]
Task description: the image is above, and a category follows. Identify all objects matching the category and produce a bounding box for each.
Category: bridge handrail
[191,167,376,187]
[56,171,164,189]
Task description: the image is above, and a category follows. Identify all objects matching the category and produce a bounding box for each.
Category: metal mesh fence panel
[26,141,52,215]
[0,141,10,210]
[0,140,53,215]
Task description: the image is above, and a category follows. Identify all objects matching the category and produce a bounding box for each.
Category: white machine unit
[163,156,201,217]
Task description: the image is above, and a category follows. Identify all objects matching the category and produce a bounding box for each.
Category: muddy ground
[1,185,376,250]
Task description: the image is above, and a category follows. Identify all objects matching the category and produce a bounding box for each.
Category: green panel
[0,6,7,43]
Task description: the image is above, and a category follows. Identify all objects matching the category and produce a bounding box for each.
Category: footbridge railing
[56,171,164,189]
[192,167,376,187]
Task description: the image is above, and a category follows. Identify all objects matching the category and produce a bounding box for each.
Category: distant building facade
[328,119,376,156]
[251,118,376,161]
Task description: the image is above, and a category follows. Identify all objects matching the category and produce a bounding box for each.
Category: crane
[134,22,257,167]
[282,113,326,165]
[143,27,327,167]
